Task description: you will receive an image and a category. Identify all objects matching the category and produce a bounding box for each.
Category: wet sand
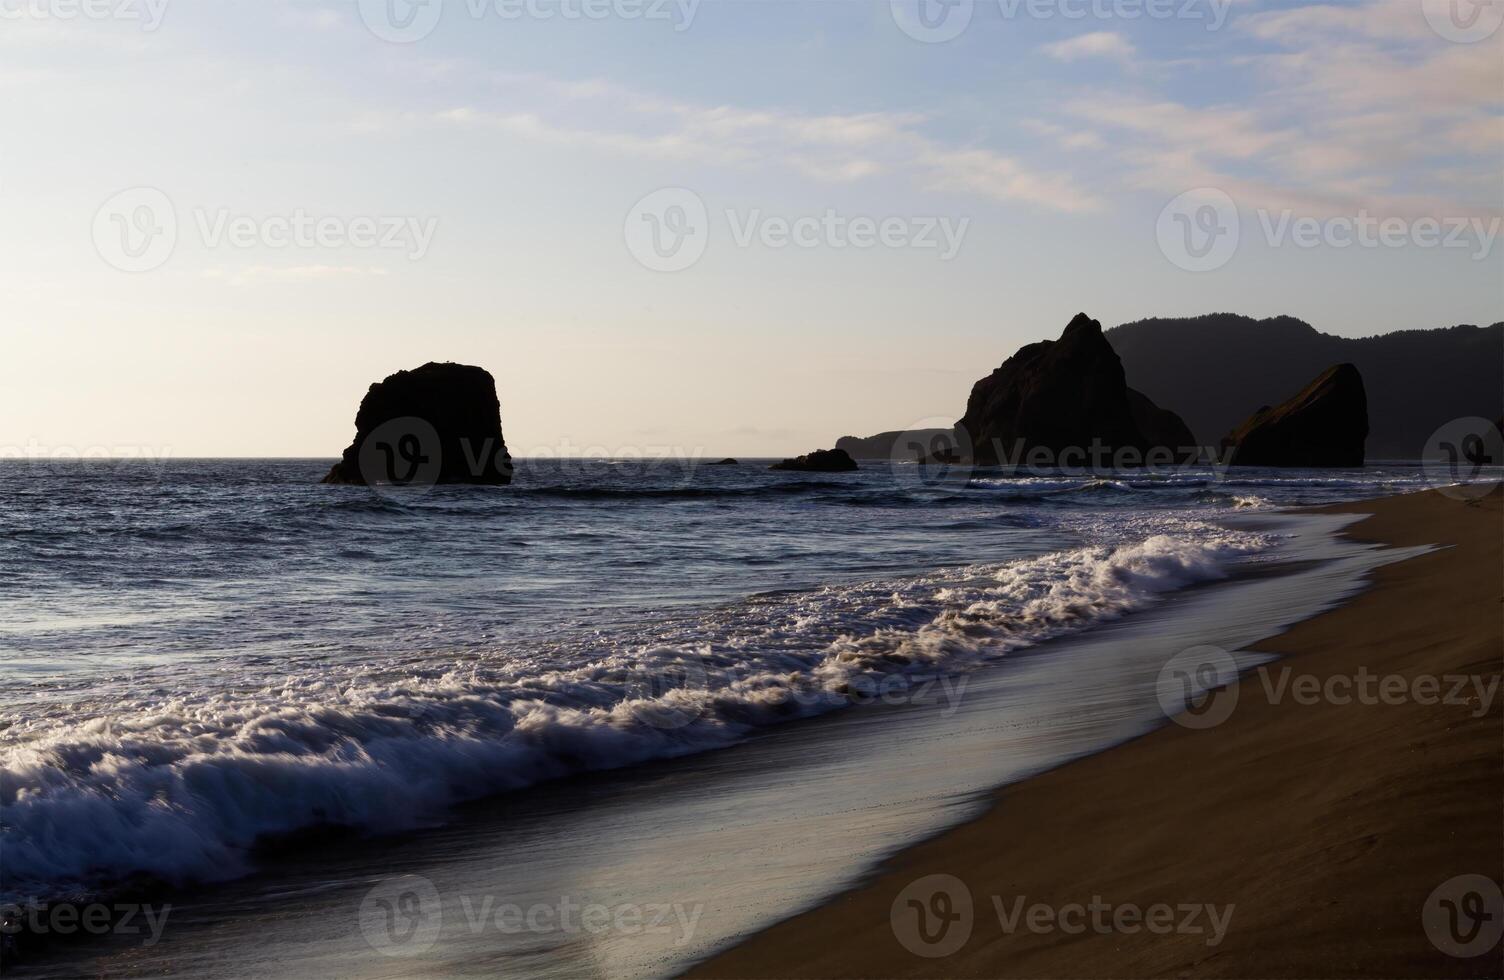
[692,486,1504,978]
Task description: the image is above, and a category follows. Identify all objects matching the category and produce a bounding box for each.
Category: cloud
[921,148,1098,213]
[1446,114,1504,152]
[1040,32,1136,62]
[428,73,1102,212]
[1053,0,1502,219]
[1066,97,1294,160]
[1239,0,1429,43]
[1022,119,1104,151]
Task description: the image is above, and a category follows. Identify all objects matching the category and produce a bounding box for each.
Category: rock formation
[710,458,739,465]
[1221,364,1368,467]
[770,448,859,472]
[956,313,1196,465]
[1490,418,1504,464]
[1127,388,1197,453]
[836,429,955,461]
[322,362,513,486]
[1108,314,1502,459]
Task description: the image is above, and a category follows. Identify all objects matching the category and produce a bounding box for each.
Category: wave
[0,523,1271,906]
[316,481,1009,512]
[515,481,863,501]
[304,482,879,508]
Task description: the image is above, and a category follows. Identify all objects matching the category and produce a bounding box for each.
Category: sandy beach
[692,486,1504,979]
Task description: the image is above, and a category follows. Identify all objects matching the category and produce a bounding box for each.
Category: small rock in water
[770,448,858,472]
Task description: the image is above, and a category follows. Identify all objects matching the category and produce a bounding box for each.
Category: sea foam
[0,523,1269,905]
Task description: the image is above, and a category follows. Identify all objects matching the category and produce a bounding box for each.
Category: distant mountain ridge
[1105,315,1503,459]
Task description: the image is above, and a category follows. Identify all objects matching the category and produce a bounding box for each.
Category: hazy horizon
[3,311,1499,460]
[5,0,1501,458]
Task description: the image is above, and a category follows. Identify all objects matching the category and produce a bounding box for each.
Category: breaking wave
[0,524,1270,905]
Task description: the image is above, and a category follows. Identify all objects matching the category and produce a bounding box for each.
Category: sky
[3,0,1501,458]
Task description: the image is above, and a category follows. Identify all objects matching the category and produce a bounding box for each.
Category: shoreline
[690,486,1504,979]
[4,502,1413,978]
[6,487,1496,978]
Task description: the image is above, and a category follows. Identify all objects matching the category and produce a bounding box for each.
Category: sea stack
[956,313,1195,465]
[770,448,859,472]
[322,362,513,486]
[1221,363,1368,467]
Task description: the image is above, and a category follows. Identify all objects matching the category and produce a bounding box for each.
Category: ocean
[1,457,1494,976]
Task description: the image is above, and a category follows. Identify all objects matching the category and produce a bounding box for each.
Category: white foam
[0,521,1270,905]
